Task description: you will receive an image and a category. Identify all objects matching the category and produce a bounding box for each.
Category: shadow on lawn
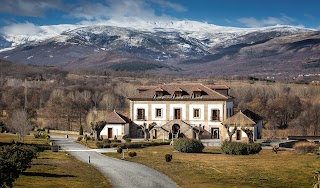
[22,172,76,178]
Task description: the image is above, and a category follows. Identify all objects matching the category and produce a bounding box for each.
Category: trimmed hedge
[173,138,204,153]
[95,140,170,149]
[293,142,319,154]
[221,141,262,155]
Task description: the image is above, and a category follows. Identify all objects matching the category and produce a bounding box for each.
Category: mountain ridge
[0,20,319,79]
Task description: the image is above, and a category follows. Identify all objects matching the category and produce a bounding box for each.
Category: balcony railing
[210,116,220,121]
[136,116,146,121]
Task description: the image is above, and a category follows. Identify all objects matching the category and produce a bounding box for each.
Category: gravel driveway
[51,137,179,188]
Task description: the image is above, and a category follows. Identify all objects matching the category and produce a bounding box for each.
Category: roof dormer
[154,87,164,98]
[172,88,183,99]
[192,88,202,98]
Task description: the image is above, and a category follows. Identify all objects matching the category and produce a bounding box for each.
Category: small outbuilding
[222,109,263,142]
[100,110,131,139]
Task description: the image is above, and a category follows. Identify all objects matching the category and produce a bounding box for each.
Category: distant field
[0,133,112,188]
[104,145,320,188]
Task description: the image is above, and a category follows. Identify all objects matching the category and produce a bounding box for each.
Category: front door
[108,128,113,138]
[211,128,219,139]
[236,130,242,140]
[174,109,181,119]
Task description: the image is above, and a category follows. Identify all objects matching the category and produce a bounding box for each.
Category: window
[174,91,182,98]
[193,108,200,118]
[137,109,145,120]
[211,109,220,121]
[192,91,201,98]
[154,91,163,98]
[155,108,162,117]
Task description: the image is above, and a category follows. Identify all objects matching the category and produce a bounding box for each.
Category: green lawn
[0,133,112,188]
[104,145,320,188]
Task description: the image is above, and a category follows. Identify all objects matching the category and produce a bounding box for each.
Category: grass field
[0,133,112,188]
[104,145,320,188]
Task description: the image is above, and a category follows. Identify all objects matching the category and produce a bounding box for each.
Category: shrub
[165,154,172,162]
[114,135,117,141]
[122,135,129,140]
[125,138,132,143]
[128,151,137,157]
[111,140,121,143]
[96,141,103,148]
[34,131,49,139]
[0,145,38,187]
[272,145,280,154]
[293,142,319,154]
[77,136,83,142]
[173,138,204,153]
[103,143,110,148]
[110,143,120,148]
[221,141,262,155]
[117,147,123,153]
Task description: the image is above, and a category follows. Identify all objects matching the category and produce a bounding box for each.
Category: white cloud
[0,0,65,17]
[238,16,296,28]
[68,0,185,23]
[1,22,42,35]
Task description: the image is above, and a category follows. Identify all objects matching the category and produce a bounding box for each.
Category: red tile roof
[129,84,233,100]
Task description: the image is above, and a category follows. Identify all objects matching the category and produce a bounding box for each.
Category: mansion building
[128,84,236,141]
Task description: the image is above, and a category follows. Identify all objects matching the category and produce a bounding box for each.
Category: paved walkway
[51,137,179,188]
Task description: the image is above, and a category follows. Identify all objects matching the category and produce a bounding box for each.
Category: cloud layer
[0,0,65,17]
[238,15,295,28]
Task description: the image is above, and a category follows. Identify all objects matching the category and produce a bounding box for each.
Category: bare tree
[8,109,33,143]
[241,127,254,143]
[224,124,237,142]
[140,122,157,140]
[193,124,205,140]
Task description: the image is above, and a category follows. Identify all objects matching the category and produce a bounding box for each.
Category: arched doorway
[172,124,180,139]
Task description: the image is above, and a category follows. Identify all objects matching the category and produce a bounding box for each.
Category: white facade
[100,123,129,139]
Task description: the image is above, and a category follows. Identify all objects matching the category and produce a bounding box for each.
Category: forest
[1,59,320,138]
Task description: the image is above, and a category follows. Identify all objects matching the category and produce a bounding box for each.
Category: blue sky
[0,0,319,34]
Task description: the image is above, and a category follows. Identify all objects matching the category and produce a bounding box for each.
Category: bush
[272,145,280,154]
[110,143,120,148]
[173,138,204,153]
[125,138,132,143]
[293,142,319,154]
[221,141,262,155]
[34,131,49,139]
[0,145,38,187]
[103,143,111,148]
[117,147,123,153]
[96,141,103,148]
[165,154,172,162]
[111,140,121,143]
[128,151,137,157]
[77,136,83,142]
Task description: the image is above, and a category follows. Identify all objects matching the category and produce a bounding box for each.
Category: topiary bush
[293,142,319,154]
[128,151,137,157]
[173,138,204,153]
[117,147,123,154]
[77,136,83,142]
[221,141,262,155]
[165,154,172,162]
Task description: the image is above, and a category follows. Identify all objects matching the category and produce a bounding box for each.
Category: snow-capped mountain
[0,20,319,78]
[0,20,312,49]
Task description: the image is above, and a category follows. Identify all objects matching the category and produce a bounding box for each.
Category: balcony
[210,116,220,122]
[136,116,146,121]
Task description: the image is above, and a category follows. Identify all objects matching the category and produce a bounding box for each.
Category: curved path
[51,137,179,188]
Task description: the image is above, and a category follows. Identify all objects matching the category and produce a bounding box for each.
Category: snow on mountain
[0,20,313,50]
